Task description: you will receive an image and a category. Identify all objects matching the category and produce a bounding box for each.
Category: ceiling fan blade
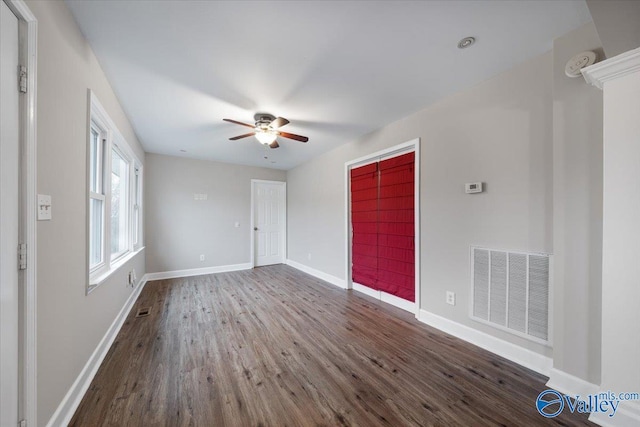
[269,140,280,149]
[279,131,309,143]
[223,118,255,129]
[229,132,255,140]
[270,117,289,129]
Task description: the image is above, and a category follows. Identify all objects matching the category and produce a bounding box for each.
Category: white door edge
[1,2,21,424]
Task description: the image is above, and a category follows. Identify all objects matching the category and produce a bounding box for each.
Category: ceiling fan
[223,113,309,149]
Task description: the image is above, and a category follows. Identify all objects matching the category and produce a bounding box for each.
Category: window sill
[88,246,145,294]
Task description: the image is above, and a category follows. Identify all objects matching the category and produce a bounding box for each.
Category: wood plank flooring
[70,265,593,426]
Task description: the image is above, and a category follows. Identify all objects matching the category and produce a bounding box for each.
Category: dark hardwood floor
[70,265,592,426]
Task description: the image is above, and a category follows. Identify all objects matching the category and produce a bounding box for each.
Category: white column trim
[582,47,640,90]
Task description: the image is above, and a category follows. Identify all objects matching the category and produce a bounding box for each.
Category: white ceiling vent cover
[471,247,551,344]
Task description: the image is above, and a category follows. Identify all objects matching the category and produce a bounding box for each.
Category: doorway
[251,180,286,267]
[1,1,21,424]
[1,0,37,425]
[345,139,420,316]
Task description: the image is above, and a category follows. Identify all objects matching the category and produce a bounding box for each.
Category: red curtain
[350,162,379,289]
[378,152,415,301]
[350,152,415,302]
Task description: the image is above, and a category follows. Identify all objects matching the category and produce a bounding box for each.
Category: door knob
[254,227,258,231]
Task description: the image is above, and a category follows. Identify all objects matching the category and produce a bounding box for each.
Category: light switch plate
[37,194,52,220]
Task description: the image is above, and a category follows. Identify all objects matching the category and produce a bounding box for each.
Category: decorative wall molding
[418,309,552,376]
[285,259,347,289]
[144,263,252,281]
[582,47,640,89]
[46,277,149,427]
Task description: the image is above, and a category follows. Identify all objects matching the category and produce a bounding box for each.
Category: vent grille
[471,247,550,343]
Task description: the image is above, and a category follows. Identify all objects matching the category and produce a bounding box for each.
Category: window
[133,166,141,247]
[89,125,106,270]
[110,146,129,259]
[88,91,143,290]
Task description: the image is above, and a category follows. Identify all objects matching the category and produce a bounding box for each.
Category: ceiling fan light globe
[255,131,277,145]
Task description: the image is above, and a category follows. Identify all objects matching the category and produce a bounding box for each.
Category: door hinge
[19,419,27,427]
[18,243,27,270]
[19,65,27,93]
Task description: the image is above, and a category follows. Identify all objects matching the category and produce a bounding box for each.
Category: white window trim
[88,90,143,293]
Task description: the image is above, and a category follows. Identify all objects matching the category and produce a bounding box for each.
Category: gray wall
[288,52,554,356]
[587,0,640,58]
[25,1,147,425]
[145,153,286,273]
[552,23,603,384]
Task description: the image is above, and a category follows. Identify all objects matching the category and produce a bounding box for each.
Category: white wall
[145,153,286,273]
[551,22,603,385]
[25,1,147,424]
[288,52,554,357]
[587,0,640,58]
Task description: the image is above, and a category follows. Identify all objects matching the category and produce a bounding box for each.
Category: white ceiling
[66,0,591,170]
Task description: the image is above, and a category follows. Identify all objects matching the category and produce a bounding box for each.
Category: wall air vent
[471,247,551,343]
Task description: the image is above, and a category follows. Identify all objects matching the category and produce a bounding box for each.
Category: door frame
[4,0,37,425]
[344,138,420,318]
[250,179,287,267]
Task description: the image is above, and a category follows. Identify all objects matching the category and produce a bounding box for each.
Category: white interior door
[253,181,286,267]
[1,1,21,425]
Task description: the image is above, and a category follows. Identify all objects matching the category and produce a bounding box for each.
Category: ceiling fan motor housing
[254,113,276,127]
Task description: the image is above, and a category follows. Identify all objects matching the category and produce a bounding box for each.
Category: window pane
[133,169,139,245]
[90,197,103,267]
[111,149,129,256]
[90,128,99,193]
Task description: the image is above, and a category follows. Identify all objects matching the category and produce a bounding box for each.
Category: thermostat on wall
[465,182,483,194]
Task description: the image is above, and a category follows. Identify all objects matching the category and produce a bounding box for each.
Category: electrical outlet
[200,254,205,261]
[446,291,456,306]
[307,253,312,261]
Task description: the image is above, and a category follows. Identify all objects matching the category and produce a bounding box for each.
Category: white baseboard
[417,309,552,376]
[352,283,415,313]
[352,282,378,298]
[545,370,640,427]
[46,276,148,427]
[285,259,347,289]
[144,262,252,281]
[590,401,640,427]
[546,368,599,397]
